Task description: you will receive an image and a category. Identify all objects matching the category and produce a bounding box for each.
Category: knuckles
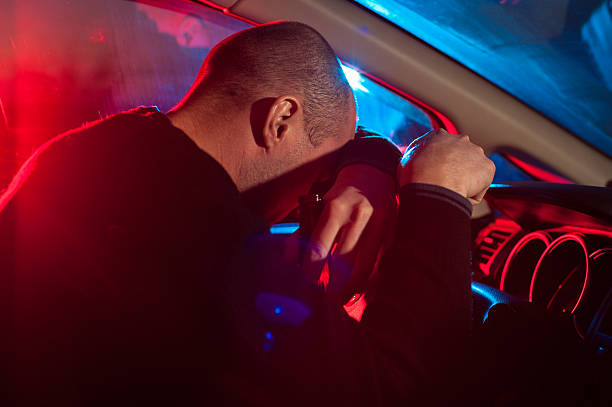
[327,198,348,215]
[399,129,495,198]
[486,157,497,176]
[354,200,374,221]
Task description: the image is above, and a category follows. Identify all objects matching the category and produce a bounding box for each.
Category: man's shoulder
[38,106,233,190]
[45,106,184,162]
[2,106,241,220]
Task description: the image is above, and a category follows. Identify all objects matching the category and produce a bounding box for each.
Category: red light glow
[553,225,612,239]
[591,248,612,261]
[0,97,8,128]
[529,234,589,314]
[500,231,550,291]
[473,218,520,278]
[504,154,573,184]
[318,262,330,288]
[89,30,106,43]
[0,133,62,212]
[343,293,367,322]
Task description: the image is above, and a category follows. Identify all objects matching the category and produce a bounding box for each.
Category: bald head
[169,22,356,220]
[185,21,354,146]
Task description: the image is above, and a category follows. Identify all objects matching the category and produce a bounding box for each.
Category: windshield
[353,0,612,158]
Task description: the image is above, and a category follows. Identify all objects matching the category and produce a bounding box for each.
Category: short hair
[195,21,354,146]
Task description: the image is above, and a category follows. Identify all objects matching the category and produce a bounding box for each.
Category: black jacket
[0,108,472,405]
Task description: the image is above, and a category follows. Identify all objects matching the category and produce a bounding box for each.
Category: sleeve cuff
[399,183,472,217]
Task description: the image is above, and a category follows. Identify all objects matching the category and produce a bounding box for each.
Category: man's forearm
[336,135,402,178]
[360,183,472,404]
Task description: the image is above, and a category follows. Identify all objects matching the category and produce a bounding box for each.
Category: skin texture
[305,165,397,300]
[398,129,496,205]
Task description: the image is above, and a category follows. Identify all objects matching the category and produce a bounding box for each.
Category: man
[0,22,494,405]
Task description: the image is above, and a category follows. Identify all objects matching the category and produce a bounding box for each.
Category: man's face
[242,98,356,223]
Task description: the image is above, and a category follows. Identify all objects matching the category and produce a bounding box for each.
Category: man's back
[0,109,480,406]
[0,107,262,404]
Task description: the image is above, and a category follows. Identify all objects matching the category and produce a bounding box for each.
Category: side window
[0,0,250,188]
[340,64,433,147]
[0,0,435,191]
[489,152,573,184]
[489,153,533,183]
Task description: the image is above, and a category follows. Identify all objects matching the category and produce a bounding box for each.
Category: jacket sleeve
[336,135,402,178]
[360,182,473,404]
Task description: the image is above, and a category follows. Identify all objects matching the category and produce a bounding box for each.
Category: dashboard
[470,182,612,404]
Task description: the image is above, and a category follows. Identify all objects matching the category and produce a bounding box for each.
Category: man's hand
[398,129,495,205]
[303,164,397,299]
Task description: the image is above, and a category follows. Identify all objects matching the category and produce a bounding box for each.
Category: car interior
[2,0,612,404]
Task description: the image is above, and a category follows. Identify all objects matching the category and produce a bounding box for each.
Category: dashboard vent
[474,219,519,277]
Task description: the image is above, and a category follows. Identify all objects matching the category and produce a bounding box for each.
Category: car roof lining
[218,0,612,186]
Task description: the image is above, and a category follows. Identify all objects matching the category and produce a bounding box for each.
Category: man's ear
[261,96,301,151]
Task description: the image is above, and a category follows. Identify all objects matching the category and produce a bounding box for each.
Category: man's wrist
[399,182,472,217]
[308,134,401,196]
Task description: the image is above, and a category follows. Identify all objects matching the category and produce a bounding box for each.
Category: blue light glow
[489,153,533,183]
[359,0,391,17]
[341,64,369,93]
[269,223,300,234]
[254,292,312,326]
[263,331,274,352]
[338,60,432,147]
[471,282,510,323]
[352,0,612,157]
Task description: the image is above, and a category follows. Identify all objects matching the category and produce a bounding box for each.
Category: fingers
[326,201,373,295]
[468,153,496,204]
[303,164,397,296]
[468,188,488,205]
[305,202,344,278]
[334,201,373,256]
[306,198,374,286]
[398,129,495,203]
[343,214,390,294]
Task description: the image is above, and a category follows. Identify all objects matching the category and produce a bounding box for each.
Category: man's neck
[167,107,242,188]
